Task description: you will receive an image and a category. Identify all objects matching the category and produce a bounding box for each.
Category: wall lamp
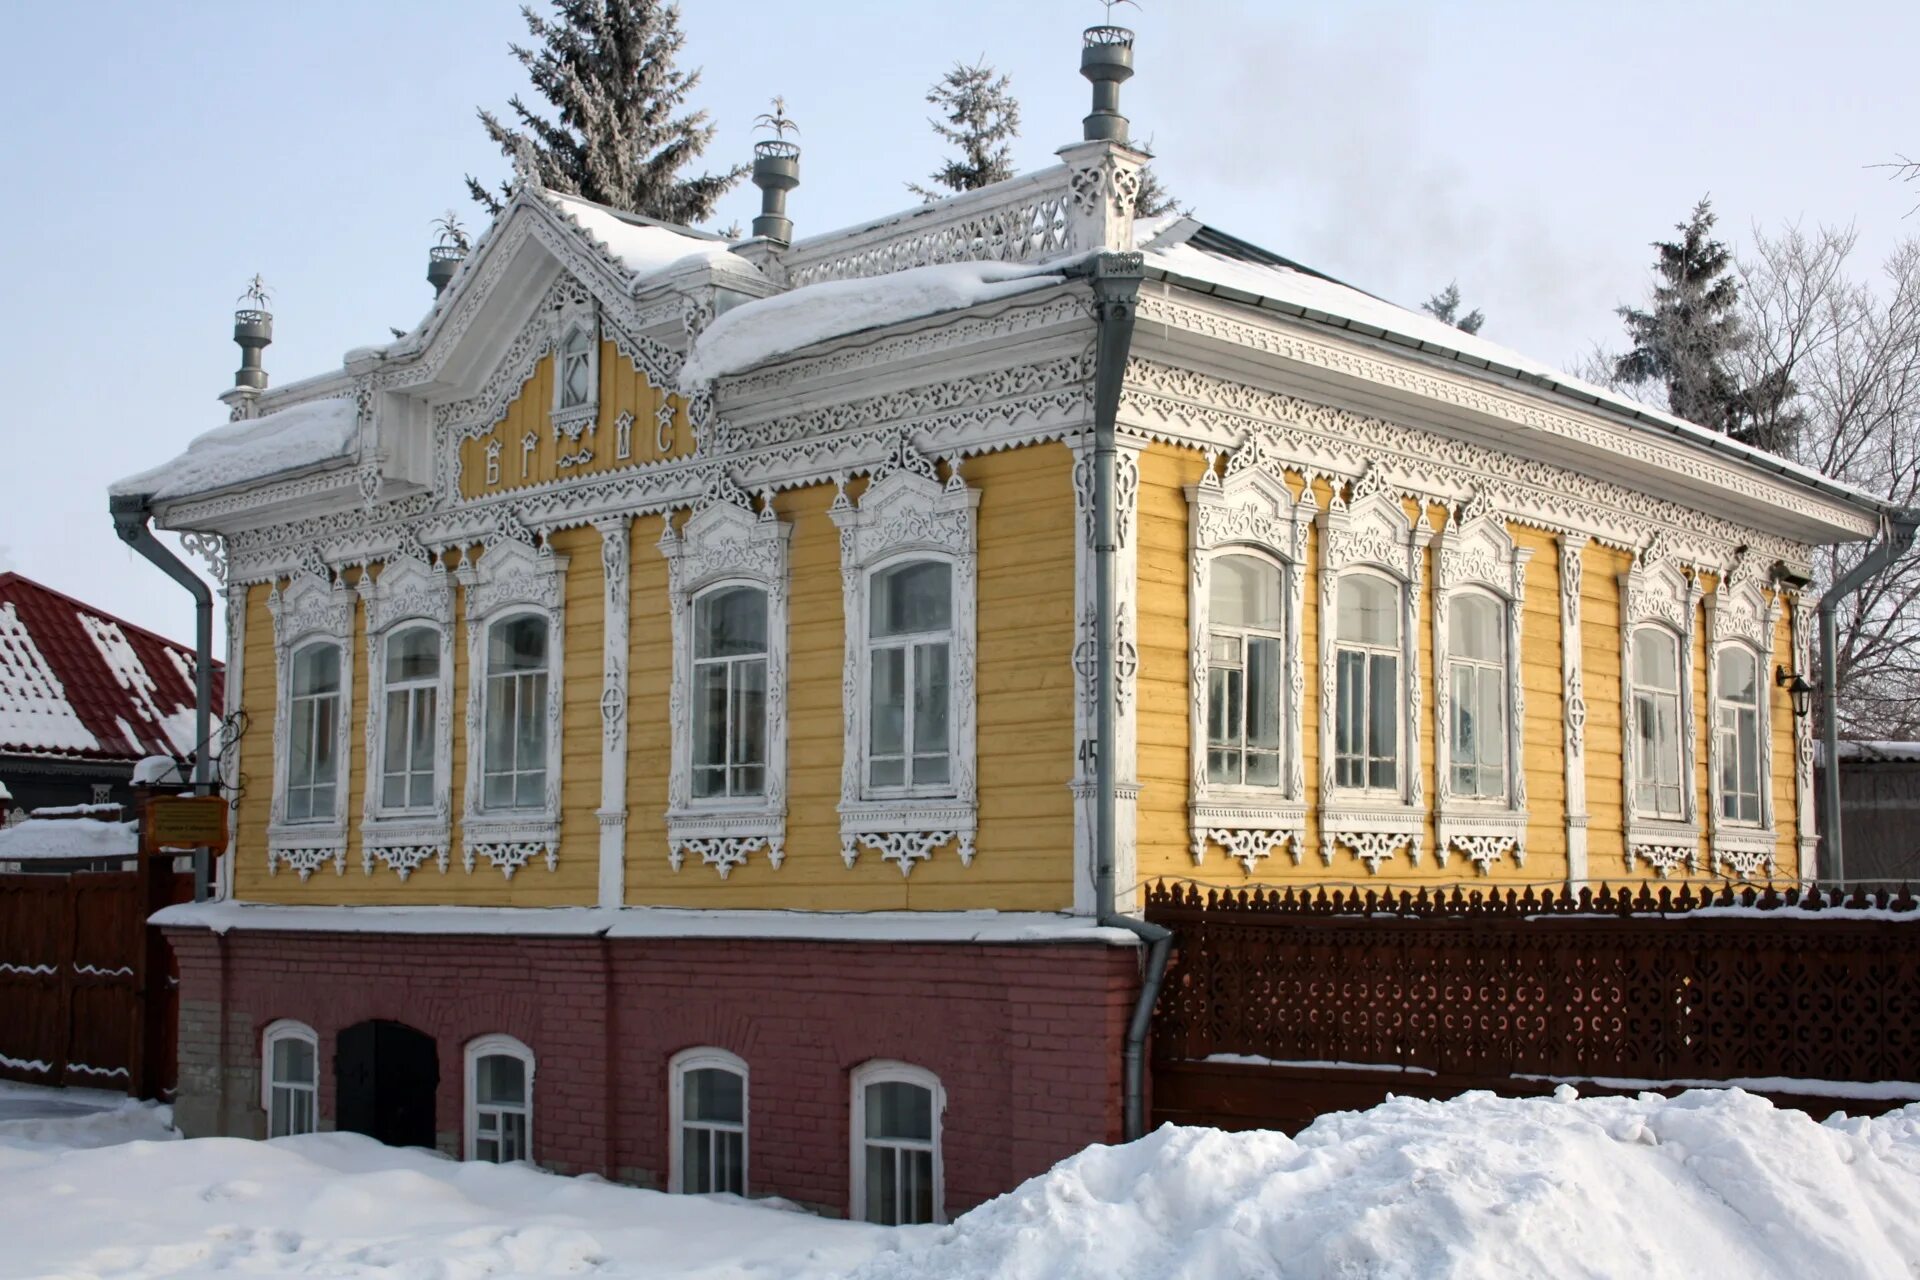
[1776,665,1816,719]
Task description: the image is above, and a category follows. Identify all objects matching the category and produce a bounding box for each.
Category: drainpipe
[1816,509,1920,885]
[111,493,215,902]
[1071,249,1168,1142]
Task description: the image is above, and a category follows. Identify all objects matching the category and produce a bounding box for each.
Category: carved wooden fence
[1145,881,1920,1132]
[0,869,192,1093]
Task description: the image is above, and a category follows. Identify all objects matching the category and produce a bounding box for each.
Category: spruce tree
[1421,282,1485,335]
[908,59,1021,200]
[1132,164,1181,219]
[466,0,744,226]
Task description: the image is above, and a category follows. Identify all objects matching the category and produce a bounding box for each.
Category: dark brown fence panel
[1145,882,1920,1132]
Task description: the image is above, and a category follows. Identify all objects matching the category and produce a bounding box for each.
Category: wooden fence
[1145,881,1920,1133]
[0,869,192,1093]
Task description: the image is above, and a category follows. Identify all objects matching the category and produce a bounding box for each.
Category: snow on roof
[0,816,137,861]
[1833,740,1920,763]
[679,257,1068,387]
[0,574,219,762]
[544,192,747,283]
[132,754,183,785]
[109,397,360,504]
[1142,223,1887,513]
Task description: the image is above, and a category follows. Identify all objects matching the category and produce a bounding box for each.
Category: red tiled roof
[0,572,223,764]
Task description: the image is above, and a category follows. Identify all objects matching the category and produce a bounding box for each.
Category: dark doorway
[334,1020,439,1149]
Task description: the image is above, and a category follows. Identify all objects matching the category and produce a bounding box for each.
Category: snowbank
[679,259,1068,387]
[0,815,136,860]
[110,398,360,503]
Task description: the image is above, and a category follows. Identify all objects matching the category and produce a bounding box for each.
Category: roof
[1833,740,1920,764]
[110,396,360,505]
[0,573,222,764]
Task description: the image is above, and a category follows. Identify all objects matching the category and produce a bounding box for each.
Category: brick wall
[163,927,1139,1216]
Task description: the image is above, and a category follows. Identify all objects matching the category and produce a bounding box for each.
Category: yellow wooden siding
[458,341,692,501]
[1771,607,1802,877]
[232,583,275,900]
[1514,524,1568,881]
[1580,543,1629,876]
[1135,442,1202,884]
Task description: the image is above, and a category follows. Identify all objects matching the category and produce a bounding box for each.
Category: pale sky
[2,0,1914,647]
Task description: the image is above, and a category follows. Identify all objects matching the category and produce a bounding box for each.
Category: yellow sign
[147,796,229,851]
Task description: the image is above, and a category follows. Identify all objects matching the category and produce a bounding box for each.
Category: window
[91,783,112,805]
[850,1062,943,1226]
[261,1020,318,1138]
[1632,626,1686,819]
[1447,592,1507,799]
[866,560,954,794]
[557,327,592,411]
[380,626,439,812]
[285,642,342,822]
[1717,646,1763,824]
[482,615,549,811]
[1334,573,1400,791]
[1206,554,1286,789]
[465,1035,533,1163]
[670,1049,748,1196]
[692,587,768,800]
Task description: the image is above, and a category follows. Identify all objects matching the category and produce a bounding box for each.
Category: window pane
[1718,647,1757,703]
[866,1145,896,1225]
[686,1067,744,1124]
[1634,629,1678,690]
[696,588,768,660]
[271,1087,291,1138]
[292,644,340,697]
[732,660,767,769]
[906,1149,934,1225]
[478,1053,526,1106]
[716,1130,744,1196]
[1338,576,1399,646]
[517,674,547,773]
[1452,664,1477,774]
[1245,636,1282,752]
[387,627,439,683]
[684,1127,711,1194]
[1210,555,1283,630]
[871,562,952,637]
[869,648,905,757]
[310,696,337,785]
[1450,595,1501,662]
[488,616,548,674]
[1368,654,1398,789]
[289,701,315,790]
[1335,651,1364,787]
[1478,670,1505,771]
[693,664,727,770]
[383,693,410,808]
[499,1110,528,1162]
[1245,751,1281,788]
[914,643,950,755]
[867,1081,932,1141]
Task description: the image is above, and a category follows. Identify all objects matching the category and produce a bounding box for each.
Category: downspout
[111,493,215,902]
[1074,250,1169,1142]
[1816,509,1920,885]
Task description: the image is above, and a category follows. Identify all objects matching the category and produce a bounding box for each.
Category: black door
[334,1020,439,1149]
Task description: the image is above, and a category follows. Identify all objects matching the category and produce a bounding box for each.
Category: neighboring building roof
[1833,740,1920,764]
[0,815,138,861]
[0,573,221,763]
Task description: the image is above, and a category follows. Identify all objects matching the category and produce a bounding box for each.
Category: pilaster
[596,517,631,907]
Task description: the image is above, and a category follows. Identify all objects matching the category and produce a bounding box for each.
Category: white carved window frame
[659,477,792,880]
[1317,476,1430,873]
[1432,496,1533,875]
[266,566,355,880]
[830,435,979,877]
[1704,555,1779,880]
[668,1046,750,1196]
[549,300,599,443]
[1185,442,1310,874]
[358,551,457,879]
[1619,547,1704,877]
[457,531,568,878]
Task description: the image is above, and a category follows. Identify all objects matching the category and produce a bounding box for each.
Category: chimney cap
[1083,23,1135,47]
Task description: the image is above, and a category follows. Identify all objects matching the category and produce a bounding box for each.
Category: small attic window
[549,309,600,440]
[558,328,592,410]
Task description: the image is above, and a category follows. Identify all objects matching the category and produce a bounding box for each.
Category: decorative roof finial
[238,274,273,313]
[1082,1,1138,144]
[754,95,799,141]
[428,211,470,297]
[232,274,273,392]
[750,95,802,247]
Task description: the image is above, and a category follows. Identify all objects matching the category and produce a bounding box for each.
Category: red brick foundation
[164,926,1139,1216]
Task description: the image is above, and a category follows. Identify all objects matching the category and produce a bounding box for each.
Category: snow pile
[110,398,360,503]
[0,815,137,860]
[852,1089,1920,1280]
[548,192,742,280]
[680,259,1068,387]
[133,754,184,785]
[0,1088,175,1149]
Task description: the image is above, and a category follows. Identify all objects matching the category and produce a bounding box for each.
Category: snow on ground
[110,397,360,503]
[4,1083,1920,1278]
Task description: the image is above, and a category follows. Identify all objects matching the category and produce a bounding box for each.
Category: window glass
[695,587,768,659]
[1717,648,1763,824]
[871,562,951,638]
[1333,576,1400,791]
[860,1076,938,1226]
[1632,627,1686,818]
[1448,595,1507,798]
[483,616,549,810]
[286,642,341,822]
[558,330,591,408]
[471,1048,531,1164]
[266,1028,317,1139]
[1450,595,1500,662]
[381,627,439,812]
[691,587,769,800]
[867,562,953,794]
[385,626,439,683]
[678,1063,746,1197]
[1338,574,1399,646]
[1209,554,1283,630]
[1206,555,1287,789]
[866,1081,933,1140]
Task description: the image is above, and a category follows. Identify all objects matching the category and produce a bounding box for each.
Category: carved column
[220,583,246,900]
[1791,593,1818,880]
[1559,536,1589,885]
[596,517,631,908]
[1070,434,1143,914]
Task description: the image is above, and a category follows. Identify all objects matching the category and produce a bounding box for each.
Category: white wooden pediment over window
[1432,490,1533,874]
[457,514,568,878]
[1619,537,1704,876]
[658,472,792,879]
[357,542,457,879]
[266,554,355,880]
[1704,550,1780,879]
[1186,434,1312,873]
[1317,468,1431,872]
[830,432,980,877]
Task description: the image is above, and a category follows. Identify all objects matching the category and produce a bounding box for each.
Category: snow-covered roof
[542,192,751,285]
[0,573,219,762]
[1832,740,1920,764]
[0,815,137,861]
[679,257,1068,387]
[109,397,359,504]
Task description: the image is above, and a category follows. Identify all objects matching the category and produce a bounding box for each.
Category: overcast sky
[1,0,1914,647]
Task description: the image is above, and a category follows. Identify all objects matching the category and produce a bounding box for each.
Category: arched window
[557,327,593,411]
[465,1034,534,1163]
[850,1061,944,1225]
[380,625,440,812]
[670,1048,748,1196]
[261,1019,318,1138]
[286,642,342,822]
[1632,626,1686,819]
[692,587,769,800]
[1206,554,1286,788]
[866,559,954,794]
[1334,572,1401,792]
[1716,646,1763,824]
[482,615,549,811]
[1447,592,1507,799]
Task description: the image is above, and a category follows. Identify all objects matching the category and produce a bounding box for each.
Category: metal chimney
[749,98,800,246]
[428,212,470,297]
[232,275,273,390]
[1080,24,1135,144]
